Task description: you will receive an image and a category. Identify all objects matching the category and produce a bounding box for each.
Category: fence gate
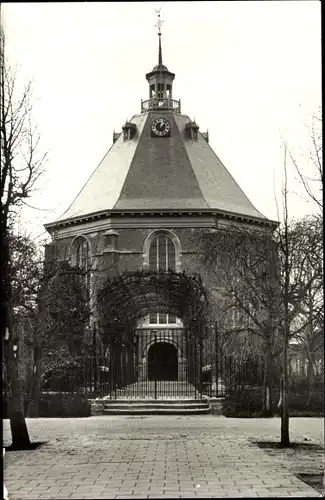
[101,327,205,399]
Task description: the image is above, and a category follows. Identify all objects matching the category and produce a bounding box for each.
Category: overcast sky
[2,1,322,241]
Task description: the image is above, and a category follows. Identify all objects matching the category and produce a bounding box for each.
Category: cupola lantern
[141,10,181,114]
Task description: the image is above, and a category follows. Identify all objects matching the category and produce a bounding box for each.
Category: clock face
[151,118,171,137]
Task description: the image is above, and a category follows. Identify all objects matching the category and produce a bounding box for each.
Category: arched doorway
[148,342,178,381]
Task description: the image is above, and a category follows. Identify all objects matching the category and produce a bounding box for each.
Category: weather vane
[155,8,164,35]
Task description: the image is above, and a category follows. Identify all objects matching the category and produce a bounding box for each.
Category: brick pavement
[3,416,323,499]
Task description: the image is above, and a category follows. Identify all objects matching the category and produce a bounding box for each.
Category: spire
[155,8,164,66]
[158,31,162,66]
[143,9,179,112]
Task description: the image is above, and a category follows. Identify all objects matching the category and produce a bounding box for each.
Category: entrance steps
[89,380,212,415]
[91,398,211,416]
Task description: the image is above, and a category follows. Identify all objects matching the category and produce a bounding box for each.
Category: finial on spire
[155,8,164,65]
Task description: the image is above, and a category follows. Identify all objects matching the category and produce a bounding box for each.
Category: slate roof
[55,110,266,223]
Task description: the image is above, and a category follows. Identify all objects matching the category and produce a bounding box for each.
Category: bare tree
[278,144,290,445]
[27,236,115,416]
[285,214,323,387]
[195,223,282,416]
[276,192,323,443]
[195,204,322,431]
[27,260,89,417]
[7,232,44,415]
[287,111,322,212]
[1,25,46,448]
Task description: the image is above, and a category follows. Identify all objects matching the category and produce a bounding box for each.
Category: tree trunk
[280,140,290,447]
[9,386,31,449]
[6,340,31,449]
[281,332,290,446]
[307,356,314,384]
[27,279,48,417]
[2,233,31,449]
[27,342,43,418]
[263,336,274,417]
[306,349,315,406]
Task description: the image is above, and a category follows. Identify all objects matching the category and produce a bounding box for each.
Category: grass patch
[297,473,324,494]
[255,441,324,451]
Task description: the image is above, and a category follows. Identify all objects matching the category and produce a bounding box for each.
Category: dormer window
[122,122,137,141]
[185,121,199,141]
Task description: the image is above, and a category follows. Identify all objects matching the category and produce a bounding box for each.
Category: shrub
[222,388,265,417]
[3,393,91,418]
[222,385,324,418]
[38,394,91,417]
[42,359,85,393]
[289,377,324,393]
[288,390,324,413]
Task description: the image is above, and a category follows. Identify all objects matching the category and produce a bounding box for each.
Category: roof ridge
[175,114,211,210]
[112,114,149,209]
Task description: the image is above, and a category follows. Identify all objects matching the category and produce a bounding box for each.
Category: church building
[44,19,275,401]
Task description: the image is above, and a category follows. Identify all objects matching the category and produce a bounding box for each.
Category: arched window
[76,237,89,273]
[72,236,90,294]
[149,233,176,272]
[148,232,176,324]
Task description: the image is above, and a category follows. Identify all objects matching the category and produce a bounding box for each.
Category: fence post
[154,333,157,400]
[215,321,219,397]
[199,331,203,399]
[113,337,117,400]
[93,323,98,394]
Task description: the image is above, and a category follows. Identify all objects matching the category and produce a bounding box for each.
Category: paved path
[3,416,323,499]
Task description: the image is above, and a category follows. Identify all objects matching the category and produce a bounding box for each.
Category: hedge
[223,386,324,418]
[3,394,91,418]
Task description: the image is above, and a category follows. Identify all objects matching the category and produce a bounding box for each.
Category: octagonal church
[44,26,274,402]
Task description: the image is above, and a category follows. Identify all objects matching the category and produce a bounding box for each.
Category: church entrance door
[148,342,178,381]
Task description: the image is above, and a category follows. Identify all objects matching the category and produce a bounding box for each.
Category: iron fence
[40,326,313,400]
[39,326,231,399]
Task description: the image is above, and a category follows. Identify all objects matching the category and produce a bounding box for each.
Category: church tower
[44,14,275,393]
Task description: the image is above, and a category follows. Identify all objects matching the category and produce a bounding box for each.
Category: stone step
[100,398,207,404]
[102,407,211,415]
[90,396,213,416]
[103,403,209,410]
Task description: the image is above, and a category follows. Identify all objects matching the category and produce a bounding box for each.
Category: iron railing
[39,326,291,400]
[40,326,228,399]
[141,98,181,113]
